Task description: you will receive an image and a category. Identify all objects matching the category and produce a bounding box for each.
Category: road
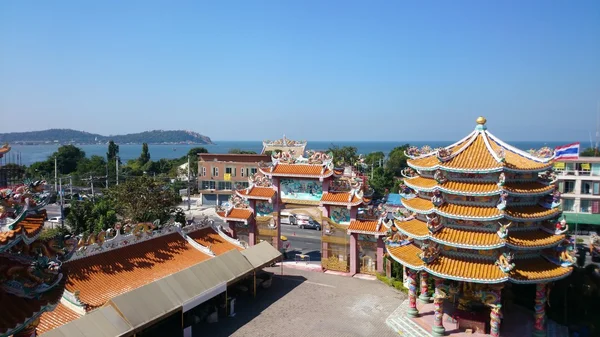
[281,224,322,261]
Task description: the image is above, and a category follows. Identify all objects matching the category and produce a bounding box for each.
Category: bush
[576,238,584,244]
[376,273,408,293]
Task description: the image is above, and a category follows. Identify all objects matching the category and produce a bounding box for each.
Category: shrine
[386,117,572,337]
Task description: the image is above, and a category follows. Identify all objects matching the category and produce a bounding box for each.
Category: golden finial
[476,116,487,125]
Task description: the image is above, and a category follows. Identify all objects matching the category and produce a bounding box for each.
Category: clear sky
[1,1,599,141]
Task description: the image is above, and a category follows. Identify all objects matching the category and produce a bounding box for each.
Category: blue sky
[1,1,599,141]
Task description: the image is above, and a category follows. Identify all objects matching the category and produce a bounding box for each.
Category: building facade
[197,154,271,206]
[554,157,600,232]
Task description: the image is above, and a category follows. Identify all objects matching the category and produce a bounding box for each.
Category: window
[217,181,232,190]
[225,167,236,177]
[250,168,257,175]
[562,199,575,212]
[237,181,249,189]
[594,200,600,214]
[581,181,593,195]
[212,167,219,177]
[595,182,600,195]
[201,181,215,190]
[581,199,592,213]
[559,181,575,193]
[202,167,206,177]
[241,167,245,177]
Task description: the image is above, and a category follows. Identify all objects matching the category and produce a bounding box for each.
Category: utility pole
[187,155,191,211]
[90,174,95,203]
[54,156,58,193]
[116,156,119,185]
[59,177,65,230]
[69,176,73,196]
[106,162,109,188]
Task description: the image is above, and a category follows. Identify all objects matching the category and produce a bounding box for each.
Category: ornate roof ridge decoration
[236,174,275,201]
[542,236,576,267]
[211,222,246,249]
[262,135,307,147]
[66,217,190,262]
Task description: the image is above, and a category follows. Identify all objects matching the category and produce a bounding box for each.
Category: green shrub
[376,273,407,293]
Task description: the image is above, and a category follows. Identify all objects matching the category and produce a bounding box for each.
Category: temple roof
[259,163,334,178]
[407,118,554,173]
[64,233,211,310]
[236,186,276,200]
[216,208,253,223]
[405,176,554,196]
[0,213,45,249]
[320,192,363,206]
[38,303,82,335]
[188,228,243,255]
[347,220,388,235]
[387,244,572,284]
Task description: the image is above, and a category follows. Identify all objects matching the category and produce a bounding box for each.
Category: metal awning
[41,306,133,337]
[240,241,282,269]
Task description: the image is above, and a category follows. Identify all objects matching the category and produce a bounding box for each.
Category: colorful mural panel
[280,179,323,201]
[255,200,274,216]
[330,206,351,224]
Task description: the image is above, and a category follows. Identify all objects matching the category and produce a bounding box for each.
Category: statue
[419,241,440,264]
[426,213,443,233]
[434,169,447,184]
[555,219,568,235]
[497,191,508,211]
[431,190,445,207]
[551,190,561,208]
[496,221,512,239]
[401,167,417,178]
[385,231,411,247]
[497,172,506,187]
[497,147,506,163]
[437,148,452,161]
[495,251,515,273]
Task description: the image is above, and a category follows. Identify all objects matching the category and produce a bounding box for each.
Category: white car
[48,217,62,223]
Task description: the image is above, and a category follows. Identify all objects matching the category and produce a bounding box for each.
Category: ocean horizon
[4,140,587,166]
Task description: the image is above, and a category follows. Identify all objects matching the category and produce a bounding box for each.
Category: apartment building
[555,157,600,233]
[197,153,271,206]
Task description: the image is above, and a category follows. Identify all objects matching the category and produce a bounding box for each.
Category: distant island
[0,129,213,145]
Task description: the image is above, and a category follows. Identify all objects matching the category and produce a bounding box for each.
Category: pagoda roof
[386,244,572,284]
[0,272,66,336]
[406,117,554,173]
[0,213,45,251]
[405,176,554,196]
[216,208,253,223]
[259,163,334,178]
[320,192,364,206]
[402,197,560,221]
[347,220,388,236]
[64,233,211,311]
[394,218,564,250]
[236,186,276,200]
[188,227,243,255]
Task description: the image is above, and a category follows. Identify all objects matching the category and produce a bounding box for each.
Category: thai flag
[554,142,580,160]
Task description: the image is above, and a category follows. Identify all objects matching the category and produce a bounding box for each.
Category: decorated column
[350,233,358,275]
[272,177,281,250]
[406,268,419,317]
[248,200,256,246]
[418,270,430,303]
[376,236,384,273]
[533,283,548,337]
[432,278,446,337]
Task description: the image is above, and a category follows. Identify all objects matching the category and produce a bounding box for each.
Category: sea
[4,140,584,166]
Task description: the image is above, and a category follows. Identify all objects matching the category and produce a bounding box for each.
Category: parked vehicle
[48,217,62,223]
[299,219,321,231]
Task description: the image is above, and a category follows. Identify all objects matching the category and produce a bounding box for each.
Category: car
[48,217,63,223]
[299,219,321,231]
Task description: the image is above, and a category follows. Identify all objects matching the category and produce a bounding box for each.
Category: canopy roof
[40,306,132,337]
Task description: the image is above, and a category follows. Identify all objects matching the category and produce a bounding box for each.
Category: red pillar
[350,233,358,275]
[272,177,281,250]
[248,200,256,246]
[376,236,384,273]
[229,221,237,239]
[533,283,547,337]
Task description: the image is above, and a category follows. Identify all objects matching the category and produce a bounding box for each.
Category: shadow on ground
[192,273,306,337]
[284,249,321,262]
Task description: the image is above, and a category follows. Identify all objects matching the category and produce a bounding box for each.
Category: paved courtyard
[195,267,406,337]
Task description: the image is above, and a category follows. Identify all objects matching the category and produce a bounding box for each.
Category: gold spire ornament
[476,116,487,125]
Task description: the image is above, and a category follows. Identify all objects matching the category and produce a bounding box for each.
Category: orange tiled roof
[237,186,275,199]
[0,214,45,244]
[405,176,438,189]
[443,180,498,194]
[394,218,429,238]
[503,182,555,195]
[347,220,387,234]
[408,138,473,169]
[437,203,501,219]
[406,177,553,196]
[386,244,424,268]
[401,197,434,212]
[38,303,81,334]
[434,227,502,248]
[261,164,333,177]
[427,255,506,282]
[487,137,553,171]
[188,227,242,255]
[216,208,253,221]
[506,230,564,248]
[443,134,501,171]
[321,192,362,205]
[504,206,560,220]
[65,233,210,310]
[509,258,572,282]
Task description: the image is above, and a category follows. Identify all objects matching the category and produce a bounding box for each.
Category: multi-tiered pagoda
[387,117,572,337]
[0,145,75,337]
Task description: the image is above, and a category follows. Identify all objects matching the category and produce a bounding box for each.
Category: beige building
[555,157,600,231]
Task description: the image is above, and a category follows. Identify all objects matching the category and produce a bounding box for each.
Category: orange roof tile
[503,182,555,195]
[487,137,553,171]
[386,244,424,269]
[443,134,501,171]
[237,186,275,199]
[0,214,45,244]
[188,228,242,255]
[216,208,253,222]
[347,220,386,234]
[437,203,501,219]
[509,258,572,282]
[506,230,564,248]
[262,164,333,177]
[504,206,560,220]
[394,218,429,238]
[38,303,81,334]
[402,197,434,212]
[427,255,506,282]
[434,227,502,248]
[407,138,472,169]
[65,233,210,310]
[405,176,438,189]
[443,180,498,194]
[321,192,362,205]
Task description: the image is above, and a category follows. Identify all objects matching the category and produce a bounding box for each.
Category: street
[281,224,322,262]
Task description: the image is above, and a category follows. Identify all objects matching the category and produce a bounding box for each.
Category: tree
[328,145,358,167]
[76,155,107,177]
[386,144,410,177]
[581,147,599,157]
[139,143,151,165]
[365,151,385,174]
[106,141,120,162]
[54,145,86,174]
[187,147,208,157]
[228,148,257,154]
[108,175,182,223]
[368,167,395,198]
[65,197,118,235]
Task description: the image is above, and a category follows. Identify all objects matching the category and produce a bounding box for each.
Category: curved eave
[215,210,252,224]
[235,190,274,201]
[401,198,435,215]
[258,166,334,179]
[503,207,561,222]
[408,161,552,174]
[405,177,554,197]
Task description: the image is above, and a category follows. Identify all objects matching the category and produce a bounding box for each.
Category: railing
[555,169,598,177]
